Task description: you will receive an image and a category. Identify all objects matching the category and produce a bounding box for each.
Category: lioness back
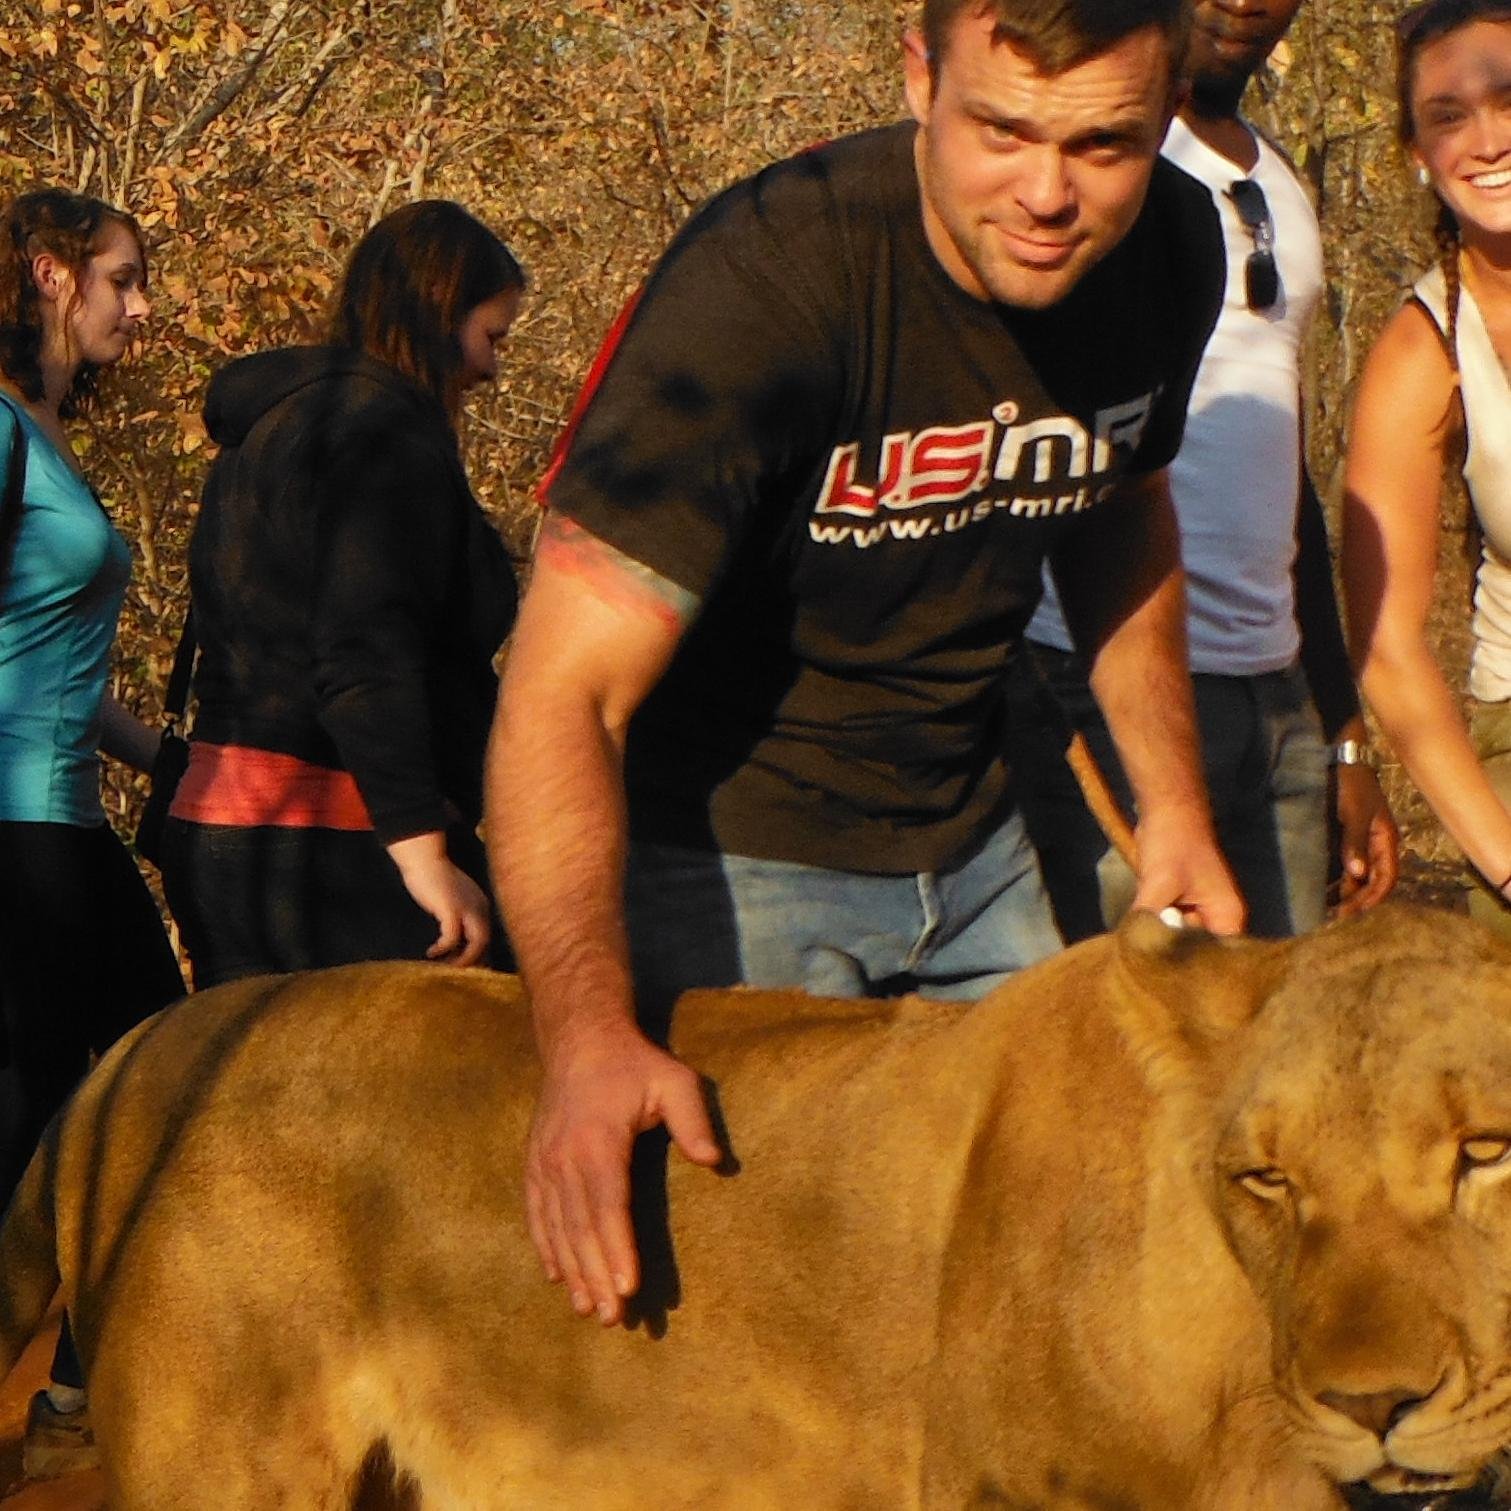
[53,955,1087,1509]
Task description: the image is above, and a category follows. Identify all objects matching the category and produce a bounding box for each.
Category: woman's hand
[386,831,491,966]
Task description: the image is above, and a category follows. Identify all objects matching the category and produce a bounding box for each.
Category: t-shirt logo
[809,391,1157,546]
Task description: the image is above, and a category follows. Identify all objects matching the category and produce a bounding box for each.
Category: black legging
[0,819,184,1207]
[0,820,183,1390]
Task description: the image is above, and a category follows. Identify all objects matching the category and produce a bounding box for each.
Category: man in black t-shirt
[486,0,1244,1326]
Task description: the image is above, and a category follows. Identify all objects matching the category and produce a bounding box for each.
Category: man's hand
[1129,803,1245,935]
[1067,470,1241,936]
[526,1022,722,1326]
[1334,763,1399,917]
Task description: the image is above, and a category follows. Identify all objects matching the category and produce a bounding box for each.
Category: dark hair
[328,200,525,422]
[922,0,1191,78]
[0,188,147,418]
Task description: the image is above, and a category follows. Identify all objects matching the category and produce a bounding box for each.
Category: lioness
[3,904,1511,1509]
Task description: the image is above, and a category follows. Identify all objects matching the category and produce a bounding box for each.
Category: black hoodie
[187,347,517,843]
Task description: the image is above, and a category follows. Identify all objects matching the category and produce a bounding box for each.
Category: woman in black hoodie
[162,201,522,984]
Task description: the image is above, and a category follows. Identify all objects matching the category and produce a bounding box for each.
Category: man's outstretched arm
[1052,469,1244,934]
[485,513,722,1326]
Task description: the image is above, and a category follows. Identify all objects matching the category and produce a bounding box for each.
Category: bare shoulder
[1359,299,1456,397]
[1350,300,1458,460]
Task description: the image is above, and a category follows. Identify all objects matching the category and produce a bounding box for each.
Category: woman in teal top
[0,188,183,1473]
[0,396,132,822]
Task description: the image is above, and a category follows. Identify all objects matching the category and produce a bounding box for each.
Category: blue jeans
[622,813,1061,1042]
[1013,647,1328,941]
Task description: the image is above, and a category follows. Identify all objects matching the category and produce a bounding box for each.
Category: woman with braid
[1344,0,1511,936]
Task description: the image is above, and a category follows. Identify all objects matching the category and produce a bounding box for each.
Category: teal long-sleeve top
[0,399,130,825]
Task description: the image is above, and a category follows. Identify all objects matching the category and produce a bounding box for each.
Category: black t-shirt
[547,123,1223,873]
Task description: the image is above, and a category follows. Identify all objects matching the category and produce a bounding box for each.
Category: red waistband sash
[169,742,374,830]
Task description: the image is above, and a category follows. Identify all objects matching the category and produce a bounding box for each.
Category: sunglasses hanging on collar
[1225,178,1281,313]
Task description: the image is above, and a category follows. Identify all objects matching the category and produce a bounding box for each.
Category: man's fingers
[1334,882,1367,919]
[1195,895,1246,936]
[558,1150,631,1324]
[524,1040,721,1326]
[660,1074,722,1168]
[1335,837,1367,911]
[523,1172,561,1282]
[1137,873,1244,935]
[1128,852,1244,937]
[1371,820,1401,893]
[540,1174,595,1318]
[580,1153,640,1309]
[1335,816,1400,918]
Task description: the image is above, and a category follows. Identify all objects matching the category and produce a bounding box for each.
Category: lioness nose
[1316,1388,1429,1439]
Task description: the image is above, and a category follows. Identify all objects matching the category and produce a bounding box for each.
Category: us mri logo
[808,392,1157,548]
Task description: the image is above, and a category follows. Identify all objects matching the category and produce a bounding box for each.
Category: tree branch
[160,0,297,160]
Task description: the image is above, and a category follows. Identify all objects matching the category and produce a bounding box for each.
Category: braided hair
[1430,204,1462,376]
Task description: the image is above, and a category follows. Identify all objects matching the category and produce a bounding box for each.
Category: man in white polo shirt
[1018,0,1400,938]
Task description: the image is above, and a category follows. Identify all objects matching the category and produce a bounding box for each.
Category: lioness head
[1122,904,1511,1501]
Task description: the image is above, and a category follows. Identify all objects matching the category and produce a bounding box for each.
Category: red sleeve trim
[536,282,647,510]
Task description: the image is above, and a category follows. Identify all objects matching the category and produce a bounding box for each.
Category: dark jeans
[0,820,184,1390]
[160,816,508,988]
[1010,645,1327,942]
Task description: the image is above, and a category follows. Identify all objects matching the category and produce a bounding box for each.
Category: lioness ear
[1114,910,1290,1047]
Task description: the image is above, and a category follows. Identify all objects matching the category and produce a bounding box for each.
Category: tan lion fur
[4,904,1511,1509]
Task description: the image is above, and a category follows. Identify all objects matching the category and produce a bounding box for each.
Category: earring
[1418,165,1432,188]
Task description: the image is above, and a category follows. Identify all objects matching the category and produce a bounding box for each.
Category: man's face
[1186,0,1303,101]
[903,11,1176,309]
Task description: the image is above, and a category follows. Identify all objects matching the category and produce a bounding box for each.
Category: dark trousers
[1009,646,1328,943]
[160,816,508,989]
[0,820,184,1204]
[0,820,185,1390]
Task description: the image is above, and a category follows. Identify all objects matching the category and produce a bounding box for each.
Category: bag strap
[161,605,197,734]
[0,394,28,595]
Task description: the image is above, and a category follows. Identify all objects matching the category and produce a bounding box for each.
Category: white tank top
[1414,263,1511,701]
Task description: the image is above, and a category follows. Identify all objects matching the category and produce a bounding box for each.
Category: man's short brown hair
[921,0,1192,79]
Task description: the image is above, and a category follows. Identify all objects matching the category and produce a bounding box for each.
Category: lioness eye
[1236,1168,1290,1198]
[1461,1137,1511,1169]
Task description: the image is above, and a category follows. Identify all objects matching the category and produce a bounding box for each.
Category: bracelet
[1330,738,1374,769]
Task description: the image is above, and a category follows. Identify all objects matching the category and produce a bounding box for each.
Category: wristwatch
[1330,738,1374,768]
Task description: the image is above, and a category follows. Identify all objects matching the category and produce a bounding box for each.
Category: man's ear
[902,28,933,127]
[1164,75,1188,137]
